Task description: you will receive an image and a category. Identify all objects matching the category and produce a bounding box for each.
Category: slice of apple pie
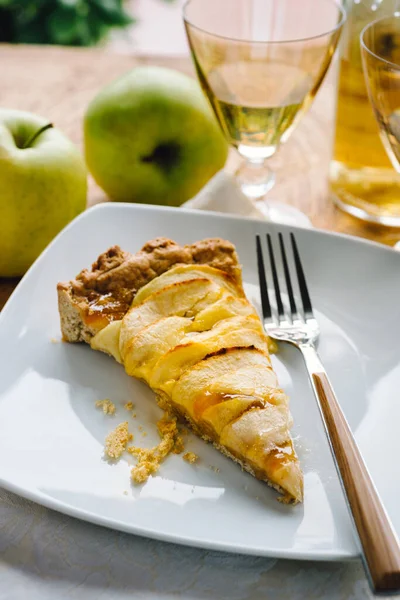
[58,237,303,503]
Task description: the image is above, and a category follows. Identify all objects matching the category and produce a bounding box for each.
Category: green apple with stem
[84,66,228,206]
[0,109,87,277]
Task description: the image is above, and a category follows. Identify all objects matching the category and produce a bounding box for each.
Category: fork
[256,232,400,595]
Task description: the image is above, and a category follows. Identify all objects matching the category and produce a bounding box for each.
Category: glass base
[257,200,312,228]
[234,155,312,227]
[330,160,400,227]
[333,193,400,227]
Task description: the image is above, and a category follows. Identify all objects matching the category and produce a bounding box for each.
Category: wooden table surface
[1,44,400,309]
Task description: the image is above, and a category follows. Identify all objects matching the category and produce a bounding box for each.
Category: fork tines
[256,233,315,324]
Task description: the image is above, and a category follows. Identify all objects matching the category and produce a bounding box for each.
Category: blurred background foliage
[0,0,173,46]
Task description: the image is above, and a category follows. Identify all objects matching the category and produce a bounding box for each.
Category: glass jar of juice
[329,0,400,226]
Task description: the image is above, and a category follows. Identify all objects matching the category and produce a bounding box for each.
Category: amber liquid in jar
[329,0,400,226]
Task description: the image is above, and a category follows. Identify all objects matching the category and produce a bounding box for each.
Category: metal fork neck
[299,343,325,375]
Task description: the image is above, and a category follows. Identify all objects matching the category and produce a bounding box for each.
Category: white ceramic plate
[1,204,400,562]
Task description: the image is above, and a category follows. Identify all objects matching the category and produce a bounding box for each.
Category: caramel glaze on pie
[58,238,243,342]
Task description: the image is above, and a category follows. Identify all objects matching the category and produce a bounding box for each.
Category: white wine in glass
[184,0,345,219]
[206,62,312,156]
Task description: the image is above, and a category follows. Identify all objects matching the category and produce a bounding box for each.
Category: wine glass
[361,14,400,212]
[183,0,345,223]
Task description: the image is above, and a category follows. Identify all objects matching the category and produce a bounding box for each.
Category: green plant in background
[0,0,136,46]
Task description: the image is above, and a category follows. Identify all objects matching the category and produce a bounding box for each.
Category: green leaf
[16,17,50,44]
[86,11,109,44]
[0,7,15,41]
[57,0,79,7]
[0,0,145,45]
[89,0,133,27]
[14,3,41,27]
[47,6,81,44]
[74,16,94,45]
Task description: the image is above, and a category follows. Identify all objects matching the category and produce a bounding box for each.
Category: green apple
[84,66,228,206]
[0,109,87,277]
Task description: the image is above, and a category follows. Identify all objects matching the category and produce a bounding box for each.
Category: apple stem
[22,123,54,149]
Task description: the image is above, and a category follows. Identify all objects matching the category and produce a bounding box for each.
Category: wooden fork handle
[301,344,400,594]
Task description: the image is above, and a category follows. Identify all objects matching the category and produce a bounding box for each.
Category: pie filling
[58,240,303,504]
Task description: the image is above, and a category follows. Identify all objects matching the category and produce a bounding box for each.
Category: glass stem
[235,157,276,200]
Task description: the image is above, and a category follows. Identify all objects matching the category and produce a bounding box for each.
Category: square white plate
[1,203,400,561]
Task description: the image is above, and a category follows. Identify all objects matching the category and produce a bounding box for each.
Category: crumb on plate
[183,452,198,464]
[173,435,184,454]
[129,412,184,484]
[105,422,132,459]
[124,402,134,411]
[96,398,116,416]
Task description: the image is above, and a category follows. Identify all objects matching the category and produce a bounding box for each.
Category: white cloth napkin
[183,170,312,228]
[184,170,265,218]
